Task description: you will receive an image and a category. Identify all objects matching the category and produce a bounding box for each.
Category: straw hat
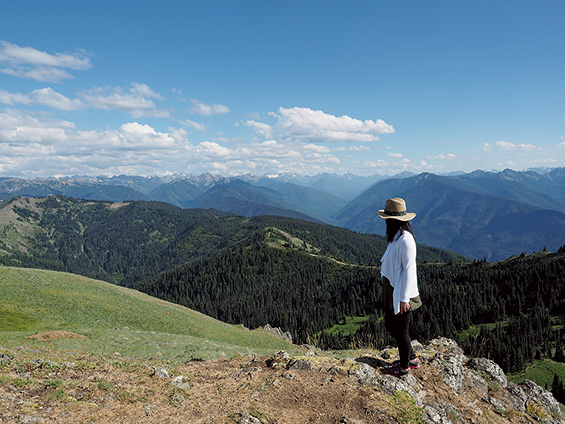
[376,197,416,221]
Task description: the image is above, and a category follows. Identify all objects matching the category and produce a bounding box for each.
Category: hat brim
[376,210,416,221]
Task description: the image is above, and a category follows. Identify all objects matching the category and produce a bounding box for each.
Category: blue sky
[1,1,564,178]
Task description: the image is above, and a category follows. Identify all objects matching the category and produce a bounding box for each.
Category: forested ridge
[0,195,462,286]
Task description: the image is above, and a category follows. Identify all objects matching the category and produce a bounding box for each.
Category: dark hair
[386,219,415,243]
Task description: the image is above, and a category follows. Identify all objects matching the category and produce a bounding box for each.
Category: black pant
[384,308,416,369]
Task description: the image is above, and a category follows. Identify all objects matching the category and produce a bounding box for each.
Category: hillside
[336,172,565,260]
[0,266,298,359]
[0,267,562,423]
[0,195,464,287]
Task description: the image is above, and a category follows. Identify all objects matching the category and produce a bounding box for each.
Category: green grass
[322,315,370,338]
[457,320,511,343]
[507,359,565,390]
[0,266,301,361]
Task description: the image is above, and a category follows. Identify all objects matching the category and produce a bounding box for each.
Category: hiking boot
[392,357,420,369]
[383,363,410,377]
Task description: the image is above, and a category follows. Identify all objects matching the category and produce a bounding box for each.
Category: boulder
[467,357,507,388]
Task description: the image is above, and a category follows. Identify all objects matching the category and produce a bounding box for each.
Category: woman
[377,197,421,377]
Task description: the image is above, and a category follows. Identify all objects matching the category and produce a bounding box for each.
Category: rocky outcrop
[263,337,565,424]
[259,324,293,344]
[361,337,564,424]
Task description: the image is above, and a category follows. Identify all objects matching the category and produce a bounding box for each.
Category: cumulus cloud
[180,119,206,131]
[349,145,371,151]
[78,83,169,117]
[245,107,393,144]
[388,152,404,158]
[482,141,538,151]
[0,88,32,105]
[0,86,83,111]
[184,138,340,175]
[428,153,457,160]
[30,88,84,111]
[190,99,230,116]
[242,120,273,139]
[0,109,190,177]
[0,41,92,83]
[0,82,170,118]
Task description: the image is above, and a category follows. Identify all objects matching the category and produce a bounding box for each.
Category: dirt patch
[108,202,129,209]
[26,330,87,341]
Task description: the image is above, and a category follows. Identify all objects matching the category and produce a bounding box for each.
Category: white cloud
[247,107,393,144]
[303,143,330,153]
[79,83,169,117]
[0,86,83,111]
[29,88,84,111]
[0,83,167,117]
[349,145,371,151]
[0,41,91,83]
[0,109,191,177]
[427,153,457,160]
[363,160,389,169]
[194,141,232,158]
[0,88,32,105]
[242,120,273,139]
[180,119,206,131]
[388,152,404,158]
[482,141,538,151]
[190,99,230,116]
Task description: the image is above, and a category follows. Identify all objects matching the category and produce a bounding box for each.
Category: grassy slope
[0,266,300,360]
[508,359,565,390]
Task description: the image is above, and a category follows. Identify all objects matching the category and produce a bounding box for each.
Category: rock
[379,347,398,360]
[265,351,289,368]
[484,396,507,415]
[462,369,489,397]
[423,405,452,424]
[506,383,527,412]
[326,366,341,376]
[18,416,45,424]
[154,367,170,378]
[237,410,263,424]
[429,353,466,393]
[340,417,366,424]
[260,324,293,344]
[171,376,190,390]
[362,372,423,408]
[467,357,507,388]
[287,359,315,371]
[143,404,156,415]
[355,362,376,385]
[522,379,562,415]
[427,337,465,356]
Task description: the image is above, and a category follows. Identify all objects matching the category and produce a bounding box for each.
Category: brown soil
[26,331,87,341]
[0,348,543,424]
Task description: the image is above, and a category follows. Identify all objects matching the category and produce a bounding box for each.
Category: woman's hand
[398,301,410,314]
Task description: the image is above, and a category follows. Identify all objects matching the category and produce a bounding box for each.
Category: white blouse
[380,230,419,315]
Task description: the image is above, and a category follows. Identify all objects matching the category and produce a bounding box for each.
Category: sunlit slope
[0,266,299,359]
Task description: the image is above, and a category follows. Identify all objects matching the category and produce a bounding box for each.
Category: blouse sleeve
[399,233,418,303]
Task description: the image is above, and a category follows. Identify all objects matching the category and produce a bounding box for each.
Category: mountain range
[1,167,564,260]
